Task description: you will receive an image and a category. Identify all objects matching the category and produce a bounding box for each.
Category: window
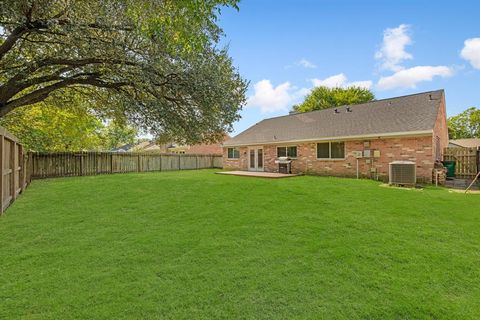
[317,143,330,159]
[277,146,297,158]
[331,142,344,159]
[227,147,240,159]
[316,142,345,159]
[287,146,297,158]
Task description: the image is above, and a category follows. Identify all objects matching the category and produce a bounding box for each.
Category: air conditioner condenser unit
[389,161,416,186]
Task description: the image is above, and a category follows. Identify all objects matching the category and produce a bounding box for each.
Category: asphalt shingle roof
[225,90,444,146]
[449,139,480,148]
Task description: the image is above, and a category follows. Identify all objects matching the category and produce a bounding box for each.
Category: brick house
[223,90,449,183]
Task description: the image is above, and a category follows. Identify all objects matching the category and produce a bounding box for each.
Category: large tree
[293,86,375,113]
[0,0,247,144]
[448,107,480,139]
[100,120,137,150]
[0,102,103,151]
[0,101,139,151]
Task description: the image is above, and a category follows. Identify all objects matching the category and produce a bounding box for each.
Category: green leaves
[447,107,480,139]
[0,0,246,145]
[100,120,137,150]
[0,103,103,151]
[293,86,375,113]
[0,101,139,152]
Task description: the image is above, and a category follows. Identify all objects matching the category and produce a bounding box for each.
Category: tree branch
[0,25,29,60]
[0,77,130,116]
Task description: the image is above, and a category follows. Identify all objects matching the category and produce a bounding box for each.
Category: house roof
[449,139,480,148]
[186,135,230,155]
[112,143,134,152]
[225,90,445,147]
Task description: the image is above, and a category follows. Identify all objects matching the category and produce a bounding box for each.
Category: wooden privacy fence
[0,127,29,214]
[444,147,479,177]
[0,124,223,214]
[29,152,223,179]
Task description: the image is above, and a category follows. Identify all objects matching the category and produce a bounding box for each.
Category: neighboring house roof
[224,90,445,147]
[187,143,222,155]
[112,136,230,154]
[112,141,154,152]
[112,143,134,152]
[130,141,152,151]
[449,139,480,148]
[186,135,230,155]
[143,143,162,151]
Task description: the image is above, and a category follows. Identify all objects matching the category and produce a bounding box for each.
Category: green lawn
[1,170,480,319]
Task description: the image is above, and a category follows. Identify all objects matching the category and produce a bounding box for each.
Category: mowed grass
[1,170,480,319]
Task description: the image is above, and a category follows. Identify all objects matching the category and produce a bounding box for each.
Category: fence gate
[443,147,479,177]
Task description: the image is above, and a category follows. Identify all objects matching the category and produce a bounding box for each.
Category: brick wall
[223,134,436,183]
[223,146,248,170]
[432,94,449,161]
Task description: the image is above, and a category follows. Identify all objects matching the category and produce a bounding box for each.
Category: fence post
[110,153,113,174]
[0,135,3,214]
[26,151,32,186]
[477,148,480,173]
[11,140,16,201]
[19,145,25,192]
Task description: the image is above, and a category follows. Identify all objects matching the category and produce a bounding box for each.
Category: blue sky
[218,0,480,134]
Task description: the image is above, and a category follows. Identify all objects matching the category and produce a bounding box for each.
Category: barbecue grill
[275,156,292,174]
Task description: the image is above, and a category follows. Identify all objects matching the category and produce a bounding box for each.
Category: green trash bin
[442,160,456,178]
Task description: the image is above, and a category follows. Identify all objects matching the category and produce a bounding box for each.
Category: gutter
[223,130,434,147]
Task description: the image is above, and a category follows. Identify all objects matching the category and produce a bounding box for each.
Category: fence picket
[28,152,223,179]
[0,126,29,214]
[444,147,479,177]
[0,123,224,214]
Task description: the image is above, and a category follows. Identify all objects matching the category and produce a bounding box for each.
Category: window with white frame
[227,147,240,159]
[316,142,345,159]
[277,146,297,158]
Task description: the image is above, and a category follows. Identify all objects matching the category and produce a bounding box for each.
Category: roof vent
[346,107,352,112]
[334,108,340,114]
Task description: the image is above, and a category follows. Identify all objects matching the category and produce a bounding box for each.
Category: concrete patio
[216,170,302,178]
[445,178,479,191]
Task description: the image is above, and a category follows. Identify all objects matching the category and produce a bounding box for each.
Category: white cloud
[311,73,347,87]
[375,24,413,72]
[349,80,374,89]
[247,80,308,113]
[311,73,372,89]
[377,66,453,90]
[296,58,317,69]
[460,38,480,69]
